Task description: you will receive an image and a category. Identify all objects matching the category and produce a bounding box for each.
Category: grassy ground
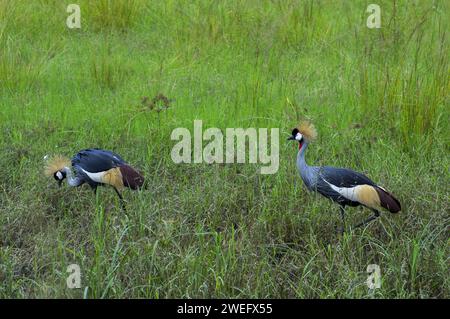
[0,0,448,298]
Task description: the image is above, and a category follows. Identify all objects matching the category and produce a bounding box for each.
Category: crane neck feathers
[297,141,318,188]
[62,167,83,187]
[297,141,309,168]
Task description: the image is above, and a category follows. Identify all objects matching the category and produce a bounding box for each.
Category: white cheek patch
[56,171,63,179]
[295,133,303,141]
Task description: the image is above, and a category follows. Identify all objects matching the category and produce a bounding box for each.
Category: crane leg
[336,206,346,234]
[340,206,346,232]
[114,188,126,211]
[353,209,380,229]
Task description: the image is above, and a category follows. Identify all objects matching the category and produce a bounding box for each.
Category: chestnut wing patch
[119,165,145,190]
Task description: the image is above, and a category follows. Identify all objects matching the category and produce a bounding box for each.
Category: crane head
[288,128,302,140]
[44,155,71,186]
[287,128,304,149]
[53,170,67,187]
[287,121,317,149]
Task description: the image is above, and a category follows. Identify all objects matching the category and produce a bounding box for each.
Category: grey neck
[296,141,317,189]
[62,167,83,187]
[297,141,309,170]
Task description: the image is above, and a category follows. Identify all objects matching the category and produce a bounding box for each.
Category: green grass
[0,0,448,298]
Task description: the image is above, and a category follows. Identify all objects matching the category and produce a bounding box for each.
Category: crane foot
[352,210,380,229]
[335,225,345,235]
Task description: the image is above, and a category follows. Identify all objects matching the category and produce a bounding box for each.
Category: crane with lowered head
[44,148,144,210]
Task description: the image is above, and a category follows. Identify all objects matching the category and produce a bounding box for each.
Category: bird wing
[314,176,352,205]
[72,149,126,173]
[319,166,376,188]
[312,166,376,206]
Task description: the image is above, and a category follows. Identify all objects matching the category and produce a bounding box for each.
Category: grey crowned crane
[288,121,401,232]
[44,149,144,209]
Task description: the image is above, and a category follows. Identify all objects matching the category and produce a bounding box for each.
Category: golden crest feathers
[44,155,71,177]
[297,121,318,141]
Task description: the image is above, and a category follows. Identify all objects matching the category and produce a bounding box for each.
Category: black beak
[287,136,295,141]
[58,180,63,187]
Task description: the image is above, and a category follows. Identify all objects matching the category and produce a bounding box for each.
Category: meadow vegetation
[0,0,448,298]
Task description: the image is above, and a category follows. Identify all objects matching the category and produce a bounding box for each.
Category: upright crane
[288,121,401,232]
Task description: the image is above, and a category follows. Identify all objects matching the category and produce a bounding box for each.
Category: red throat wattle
[298,141,303,150]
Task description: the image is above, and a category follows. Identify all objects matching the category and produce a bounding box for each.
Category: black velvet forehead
[291,128,299,136]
